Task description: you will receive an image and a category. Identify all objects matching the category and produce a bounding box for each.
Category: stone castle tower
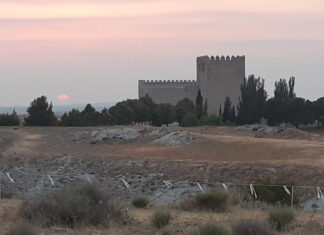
[138,55,245,115]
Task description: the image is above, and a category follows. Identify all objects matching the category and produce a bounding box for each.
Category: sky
[1,0,324,106]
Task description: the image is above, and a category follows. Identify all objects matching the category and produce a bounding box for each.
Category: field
[1,125,324,234]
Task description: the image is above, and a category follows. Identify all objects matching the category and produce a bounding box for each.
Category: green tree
[195,89,204,118]
[265,77,303,126]
[320,116,324,128]
[108,102,135,125]
[138,95,157,122]
[156,103,176,126]
[200,114,223,126]
[264,98,280,126]
[236,75,267,124]
[25,96,57,126]
[222,97,232,123]
[288,76,296,98]
[313,97,324,127]
[203,99,208,116]
[230,106,236,123]
[81,104,101,126]
[0,111,20,126]
[118,96,157,123]
[100,108,111,125]
[181,113,199,127]
[175,98,195,123]
[287,97,306,128]
[61,109,83,126]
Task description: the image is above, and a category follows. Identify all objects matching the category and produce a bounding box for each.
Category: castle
[138,55,245,115]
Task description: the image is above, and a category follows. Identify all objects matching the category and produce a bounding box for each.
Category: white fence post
[290,186,294,208]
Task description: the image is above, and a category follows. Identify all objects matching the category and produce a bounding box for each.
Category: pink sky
[1,0,324,105]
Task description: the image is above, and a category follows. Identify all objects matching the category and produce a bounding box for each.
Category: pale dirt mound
[70,127,196,146]
[149,129,196,146]
[71,128,141,141]
[278,127,318,139]
[236,124,318,140]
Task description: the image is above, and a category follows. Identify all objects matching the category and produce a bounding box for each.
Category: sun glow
[57,94,70,101]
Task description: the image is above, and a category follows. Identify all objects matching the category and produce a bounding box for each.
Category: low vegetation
[151,210,171,229]
[0,111,20,126]
[7,76,324,127]
[178,197,198,211]
[195,223,231,235]
[1,186,319,235]
[268,207,295,231]
[20,184,114,227]
[6,223,36,235]
[233,219,277,235]
[195,191,228,212]
[254,178,295,205]
[0,186,14,199]
[132,196,149,208]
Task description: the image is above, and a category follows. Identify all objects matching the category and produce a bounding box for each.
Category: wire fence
[1,171,324,210]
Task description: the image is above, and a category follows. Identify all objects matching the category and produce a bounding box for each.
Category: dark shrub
[6,223,36,235]
[254,178,295,205]
[181,113,199,127]
[178,197,198,211]
[24,96,57,126]
[200,115,223,126]
[151,210,171,229]
[20,184,112,227]
[0,186,14,199]
[233,219,277,235]
[196,223,231,235]
[268,207,294,231]
[195,191,228,212]
[132,197,149,208]
[0,111,20,126]
[228,189,256,206]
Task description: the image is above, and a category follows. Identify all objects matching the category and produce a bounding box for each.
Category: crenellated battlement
[197,55,245,65]
[139,80,197,88]
[138,55,245,114]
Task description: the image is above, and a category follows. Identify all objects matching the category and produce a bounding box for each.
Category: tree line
[1,75,324,127]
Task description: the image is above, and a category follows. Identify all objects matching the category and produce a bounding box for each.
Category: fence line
[1,171,324,206]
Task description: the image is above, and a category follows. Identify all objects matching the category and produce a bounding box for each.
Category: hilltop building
[138,55,245,115]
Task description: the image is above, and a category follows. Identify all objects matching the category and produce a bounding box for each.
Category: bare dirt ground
[2,125,324,164]
[2,125,324,234]
[1,125,324,203]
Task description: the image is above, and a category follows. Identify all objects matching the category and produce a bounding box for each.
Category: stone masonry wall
[197,55,245,114]
[138,80,198,105]
[138,55,245,115]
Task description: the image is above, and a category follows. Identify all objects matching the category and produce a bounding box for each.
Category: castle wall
[197,55,245,115]
[138,55,245,116]
[138,80,198,105]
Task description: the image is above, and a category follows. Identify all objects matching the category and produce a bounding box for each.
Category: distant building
[138,55,245,115]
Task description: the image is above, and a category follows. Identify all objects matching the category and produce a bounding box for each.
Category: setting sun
[57,94,70,101]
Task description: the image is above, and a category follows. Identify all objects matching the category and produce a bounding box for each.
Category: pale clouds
[0,0,324,19]
[0,0,324,105]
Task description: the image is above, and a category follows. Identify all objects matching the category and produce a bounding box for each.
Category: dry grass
[3,126,324,167]
[2,126,324,234]
[2,199,324,234]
